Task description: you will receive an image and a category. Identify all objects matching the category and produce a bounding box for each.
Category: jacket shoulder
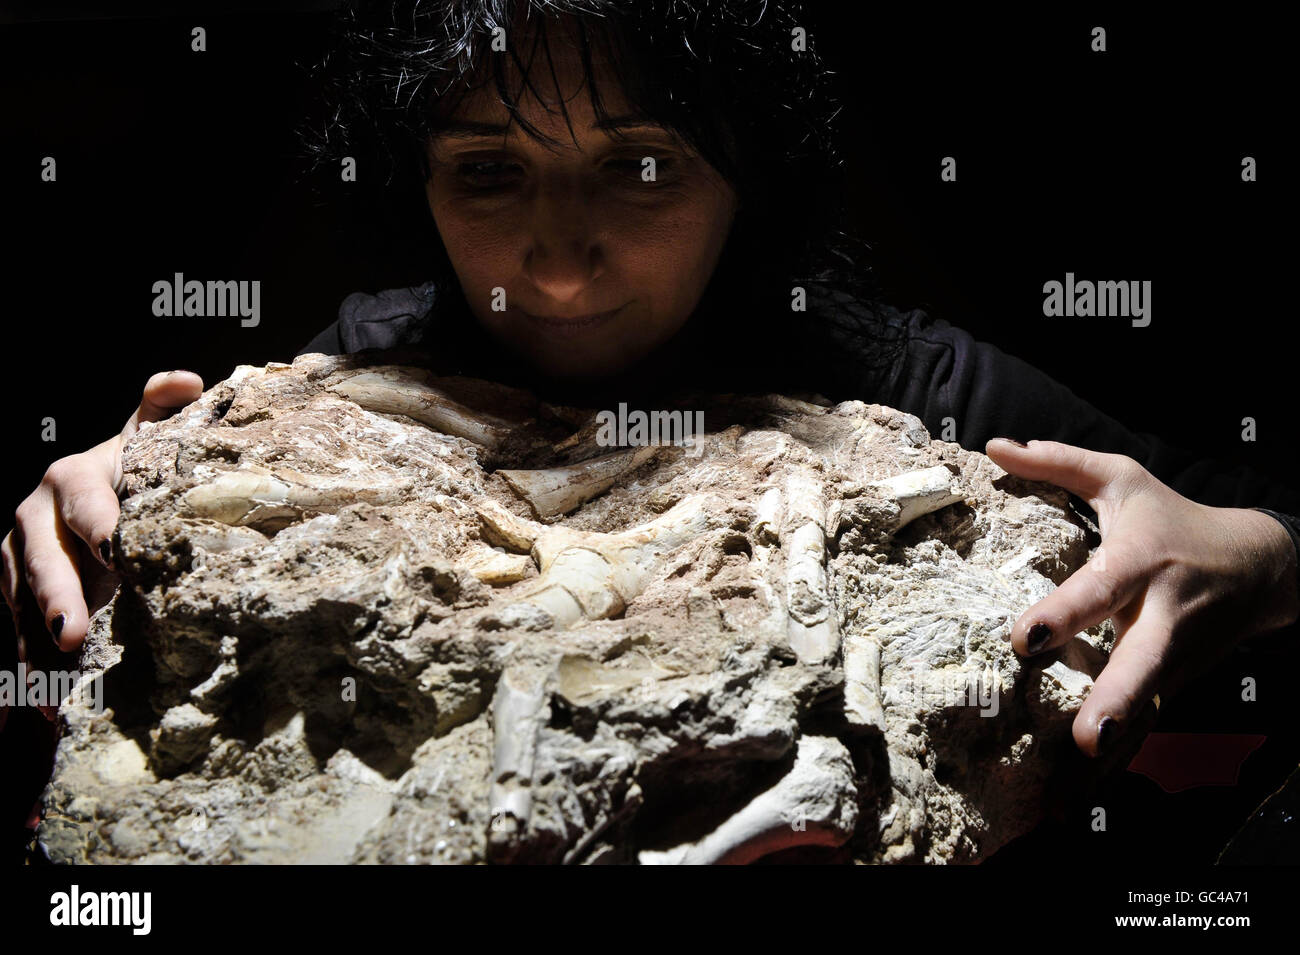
[335,281,439,353]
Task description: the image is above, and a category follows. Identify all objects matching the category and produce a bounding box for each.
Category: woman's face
[423,30,739,379]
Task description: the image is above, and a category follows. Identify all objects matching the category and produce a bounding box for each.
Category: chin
[528,345,639,381]
[511,320,650,380]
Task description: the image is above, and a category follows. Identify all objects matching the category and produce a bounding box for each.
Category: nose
[523,174,605,305]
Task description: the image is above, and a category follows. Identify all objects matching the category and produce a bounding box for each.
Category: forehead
[431,17,649,141]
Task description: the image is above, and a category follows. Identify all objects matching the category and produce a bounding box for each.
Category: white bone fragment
[781,473,838,664]
[753,485,783,544]
[745,486,792,639]
[996,545,1041,577]
[458,545,535,586]
[638,736,858,865]
[870,465,964,532]
[756,394,835,416]
[782,472,825,531]
[182,467,411,528]
[503,496,715,630]
[330,371,517,448]
[474,498,544,553]
[488,666,550,847]
[1040,657,1093,701]
[521,548,621,628]
[594,494,714,580]
[555,654,679,706]
[786,524,838,663]
[498,445,658,519]
[843,633,886,730]
[183,470,290,525]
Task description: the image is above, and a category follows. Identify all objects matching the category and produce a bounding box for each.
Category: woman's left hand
[984,437,1299,758]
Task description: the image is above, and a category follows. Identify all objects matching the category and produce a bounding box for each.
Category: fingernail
[50,612,66,648]
[1026,622,1053,653]
[99,538,113,568]
[996,436,1028,448]
[1097,716,1117,756]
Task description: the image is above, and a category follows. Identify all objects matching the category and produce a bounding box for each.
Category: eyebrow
[431,114,670,140]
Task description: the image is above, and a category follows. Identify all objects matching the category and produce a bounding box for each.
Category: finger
[13,489,89,652]
[1,530,22,689]
[50,451,121,570]
[1010,541,1147,656]
[1,529,21,620]
[124,370,204,437]
[985,438,1134,505]
[0,531,18,734]
[1073,617,1171,757]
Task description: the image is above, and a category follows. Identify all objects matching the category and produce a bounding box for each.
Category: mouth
[519,303,628,335]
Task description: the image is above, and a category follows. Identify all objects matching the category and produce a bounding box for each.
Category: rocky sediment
[37,350,1110,864]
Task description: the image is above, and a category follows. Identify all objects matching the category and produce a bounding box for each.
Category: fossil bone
[458,544,535,586]
[638,736,859,865]
[870,465,965,532]
[330,370,522,449]
[503,495,716,629]
[473,498,543,553]
[181,465,417,530]
[781,472,838,664]
[498,445,660,519]
[487,665,550,855]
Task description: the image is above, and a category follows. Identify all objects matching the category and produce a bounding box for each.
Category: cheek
[429,195,525,298]
[607,191,735,312]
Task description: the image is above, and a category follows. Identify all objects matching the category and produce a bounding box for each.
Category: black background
[1,2,1297,869]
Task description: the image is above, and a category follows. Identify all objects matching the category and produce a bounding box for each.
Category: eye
[604,155,677,182]
[454,160,524,189]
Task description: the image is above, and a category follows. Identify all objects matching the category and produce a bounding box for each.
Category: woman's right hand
[1,371,204,667]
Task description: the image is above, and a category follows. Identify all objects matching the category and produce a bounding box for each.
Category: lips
[519,303,626,334]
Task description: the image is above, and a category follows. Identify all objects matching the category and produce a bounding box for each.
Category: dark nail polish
[1097,716,1117,755]
[50,612,66,646]
[1026,622,1053,653]
[997,436,1028,448]
[99,538,113,568]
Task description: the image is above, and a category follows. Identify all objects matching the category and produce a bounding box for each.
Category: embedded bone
[753,485,783,543]
[183,468,293,526]
[182,465,414,529]
[843,633,885,731]
[871,464,965,532]
[473,498,543,553]
[638,736,859,865]
[781,473,838,663]
[42,352,1112,866]
[330,370,519,449]
[498,445,659,519]
[508,495,716,629]
[487,665,550,854]
[746,485,792,643]
[458,544,535,586]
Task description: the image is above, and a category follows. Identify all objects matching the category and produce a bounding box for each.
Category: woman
[3,0,1297,788]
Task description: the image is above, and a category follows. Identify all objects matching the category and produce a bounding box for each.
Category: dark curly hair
[297,0,905,396]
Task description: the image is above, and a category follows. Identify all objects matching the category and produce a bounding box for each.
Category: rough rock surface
[38,350,1112,865]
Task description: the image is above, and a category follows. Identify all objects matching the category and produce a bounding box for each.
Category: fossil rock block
[38,351,1110,865]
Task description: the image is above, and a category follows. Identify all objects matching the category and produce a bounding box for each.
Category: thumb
[123,370,204,439]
